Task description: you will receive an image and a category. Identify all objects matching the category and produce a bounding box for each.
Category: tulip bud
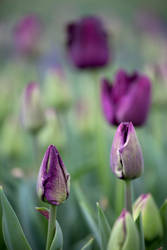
[1,116,26,158]
[43,68,72,111]
[37,145,70,205]
[14,15,42,55]
[21,82,45,134]
[101,69,151,126]
[66,16,110,69]
[107,209,139,250]
[110,122,144,180]
[133,194,163,241]
[38,108,66,150]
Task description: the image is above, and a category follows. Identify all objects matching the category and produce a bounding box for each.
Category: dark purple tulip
[101,69,151,126]
[37,145,70,205]
[110,122,144,180]
[66,16,110,69]
[14,15,41,54]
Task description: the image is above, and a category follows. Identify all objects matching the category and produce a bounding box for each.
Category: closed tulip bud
[21,82,45,134]
[43,68,72,111]
[14,15,42,55]
[133,194,163,241]
[66,16,110,69]
[37,145,70,205]
[101,69,151,126]
[38,108,66,149]
[110,122,144,180]
[107,209,139,250]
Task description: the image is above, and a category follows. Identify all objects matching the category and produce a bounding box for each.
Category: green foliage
[0,186,31,250]
[50,221,63,250]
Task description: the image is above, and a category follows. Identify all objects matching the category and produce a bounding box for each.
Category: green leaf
[96,202,111,250]
[50,221,63,250]
[0,186,32,250]
[160,199,167,245]
[74,183,100,246]
[80,237,94,250]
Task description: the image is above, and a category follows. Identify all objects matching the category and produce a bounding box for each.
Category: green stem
[115,179,124,216]
[32,133,40,172]
[92,72,110,194]
[124,180,132,214]
[46,205,57,250]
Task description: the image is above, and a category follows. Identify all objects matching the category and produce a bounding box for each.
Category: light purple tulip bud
[37,145,70,205]
[110,122,144,180]
[14,15,42,55]
[21,82,45,134]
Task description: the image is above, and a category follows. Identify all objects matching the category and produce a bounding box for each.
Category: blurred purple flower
[101,69,151,126]
[66,16,110,69]
[110,122,144,180]
[14,15,42,54]
[135,9,166,37]
[37,145,70,206]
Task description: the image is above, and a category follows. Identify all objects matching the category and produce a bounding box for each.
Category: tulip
[107,209,139,250]
[14,15,42,55]
[37,145,70,206]
[110,122,144,180]
[38,108,66,150]
[66,16,110,69]
[101,69,151,126]
[133,194,163,241]
[43,67,72,110]
[21,82,45,134]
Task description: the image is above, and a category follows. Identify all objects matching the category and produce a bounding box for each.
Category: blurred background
[0,0,167,249]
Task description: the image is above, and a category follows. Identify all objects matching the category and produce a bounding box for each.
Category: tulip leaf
[160,199,167,245]
[74,183,100,246]
[80,237,94,250]
[35,206,49,220]
[0,186,32,250]
[50,221,63,250]
[135,214,146,250]
[96,202,111,250]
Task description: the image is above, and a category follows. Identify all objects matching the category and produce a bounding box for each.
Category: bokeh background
[0,0,167,249]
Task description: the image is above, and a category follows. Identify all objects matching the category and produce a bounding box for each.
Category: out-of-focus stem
[92,72,110,194]
[115,179,124,216]
[124,180,132,214]
[32,133,40,173]
[46,205,57,250]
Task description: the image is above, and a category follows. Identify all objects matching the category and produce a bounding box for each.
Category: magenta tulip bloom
[14,15,41,54]
[110,122,144,180]
[37,145,70,205]
[101,69,151,126]
[66,16,110,69]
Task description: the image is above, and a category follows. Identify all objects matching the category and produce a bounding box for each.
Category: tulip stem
[124,180,132,214]
[46,205,57,250]
[32,134,40,172]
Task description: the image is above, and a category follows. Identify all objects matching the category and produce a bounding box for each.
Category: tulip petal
[116,75,151,126]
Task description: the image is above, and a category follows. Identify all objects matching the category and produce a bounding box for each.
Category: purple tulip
[14,15,41,54]
[101,69,151,126]
[66,16,110,69]
[110,122,144,180]
[37,145,70,205]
